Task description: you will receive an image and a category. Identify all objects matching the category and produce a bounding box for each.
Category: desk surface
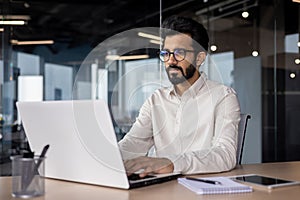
[1,161,300,200]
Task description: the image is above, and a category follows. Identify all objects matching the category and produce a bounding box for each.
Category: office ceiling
[0,0,216,52]
[0,0,296,56]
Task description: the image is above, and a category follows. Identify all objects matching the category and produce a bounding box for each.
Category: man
[118,15,240,177]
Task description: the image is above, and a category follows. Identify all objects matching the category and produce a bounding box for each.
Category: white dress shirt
[118,72,241,174]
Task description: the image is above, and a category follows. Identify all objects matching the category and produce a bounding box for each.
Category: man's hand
[124,156,174,178]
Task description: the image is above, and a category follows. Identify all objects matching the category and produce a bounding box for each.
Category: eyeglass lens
[159,49,186,62]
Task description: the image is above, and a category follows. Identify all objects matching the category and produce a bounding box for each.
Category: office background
[0,0,299,174]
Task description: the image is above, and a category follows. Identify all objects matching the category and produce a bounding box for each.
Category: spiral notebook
[178,177,253,195]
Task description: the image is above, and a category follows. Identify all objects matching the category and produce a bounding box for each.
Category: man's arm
[118,98,154,160]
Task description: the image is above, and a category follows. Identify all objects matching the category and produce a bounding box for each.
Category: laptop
[16,100,180,189]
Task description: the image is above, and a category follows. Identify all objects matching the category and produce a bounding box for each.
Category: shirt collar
[168,72,207,99]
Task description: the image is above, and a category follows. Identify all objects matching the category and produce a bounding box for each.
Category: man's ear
[196,52,206,66]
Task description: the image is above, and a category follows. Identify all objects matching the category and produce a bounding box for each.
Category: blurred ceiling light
[242,11,249,18]
[0,15,30,20]
[210,45,217,52]
[24,2,30,8]
[0,20,25,25]
[290,73,296,79]
[106,54,149,60]
[292,0,300,3]
[105,55,120,60]
[295,58,300,65]
[298,42,300,47]
[252,50,259,57]
[103,18,114,24]
[0,28,4,32]
[138,32,161,41]
[149,39,161,45]
[11,40,54,45]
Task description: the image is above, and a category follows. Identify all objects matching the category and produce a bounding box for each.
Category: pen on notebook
[186,177,222,185]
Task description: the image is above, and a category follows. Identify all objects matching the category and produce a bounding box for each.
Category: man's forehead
[163,33,193,48]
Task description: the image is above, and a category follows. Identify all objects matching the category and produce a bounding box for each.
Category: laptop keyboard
[128,173,156,181]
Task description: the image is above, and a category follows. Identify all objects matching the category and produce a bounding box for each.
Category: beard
[166,64,196,85]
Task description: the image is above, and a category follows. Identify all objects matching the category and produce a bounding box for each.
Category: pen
[186,177,222,185]
[24,144,50,190]
[35,144,50,170]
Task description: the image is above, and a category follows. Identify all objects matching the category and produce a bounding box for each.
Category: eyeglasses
[159,48,195,62]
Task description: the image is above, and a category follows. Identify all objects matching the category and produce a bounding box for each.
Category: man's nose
[167,54,178,65]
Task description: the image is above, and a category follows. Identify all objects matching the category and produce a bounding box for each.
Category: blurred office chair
[236,113,251,165]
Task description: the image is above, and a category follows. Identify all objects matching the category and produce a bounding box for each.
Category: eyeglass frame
[158,48,195,62]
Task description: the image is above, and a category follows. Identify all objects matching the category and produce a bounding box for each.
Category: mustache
[166,65,184,74]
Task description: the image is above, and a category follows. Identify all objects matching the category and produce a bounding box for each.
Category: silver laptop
[16,100,179,189]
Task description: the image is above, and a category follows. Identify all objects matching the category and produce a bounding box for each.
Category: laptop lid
[17,100,131,189]
[17,100,179,189]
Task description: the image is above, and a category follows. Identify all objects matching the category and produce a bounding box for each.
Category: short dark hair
[161,15,209,52]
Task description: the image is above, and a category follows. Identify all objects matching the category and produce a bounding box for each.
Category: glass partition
[1,0,300,176]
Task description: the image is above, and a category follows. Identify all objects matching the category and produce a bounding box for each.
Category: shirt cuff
[164,154,188,174]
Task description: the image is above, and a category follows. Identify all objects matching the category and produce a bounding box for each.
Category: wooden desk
[1,161,300,200]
